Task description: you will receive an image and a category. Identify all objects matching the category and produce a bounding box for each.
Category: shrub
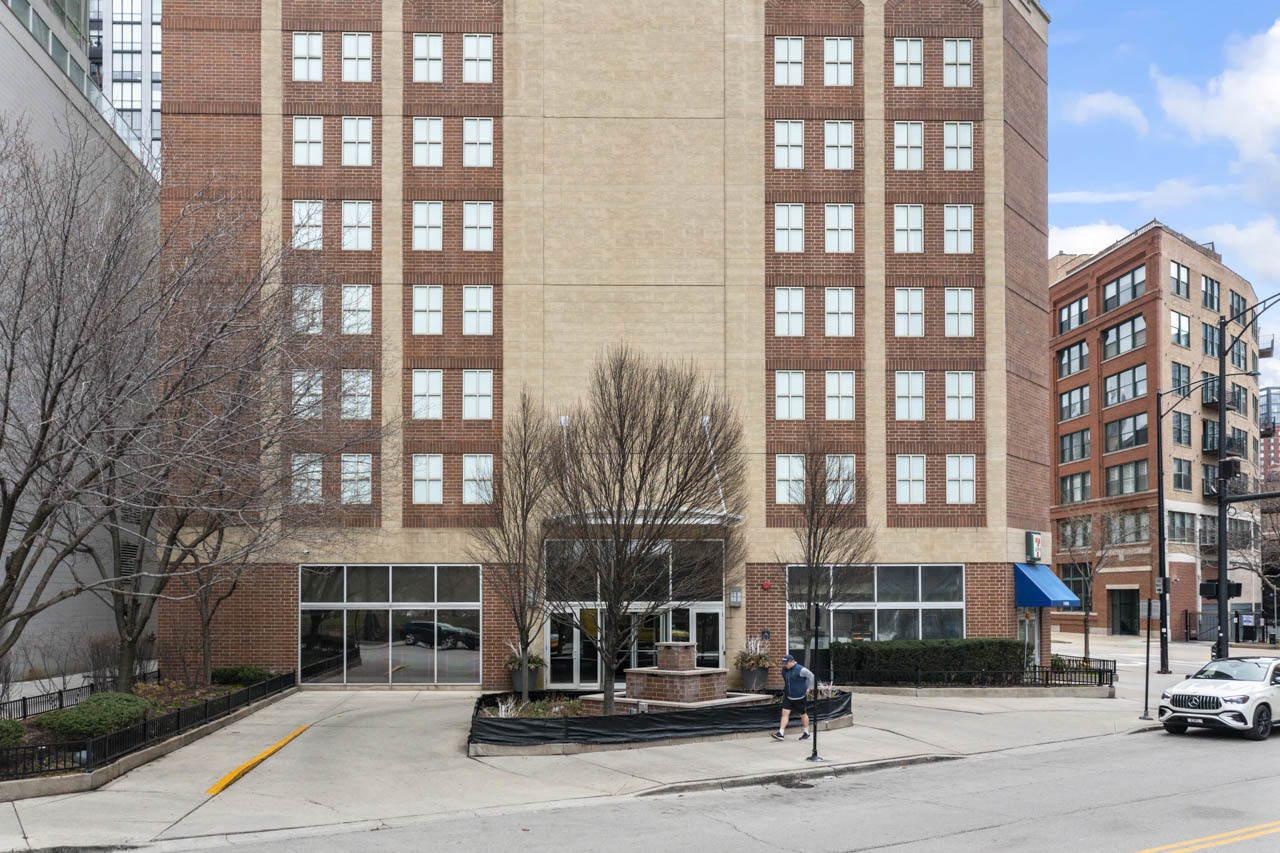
[210,666,274,686]
[0,718,22,748]
[35,693,153,738]
[830,638,1026,676]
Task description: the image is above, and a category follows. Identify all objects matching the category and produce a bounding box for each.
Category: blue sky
[1047,2,1280,383]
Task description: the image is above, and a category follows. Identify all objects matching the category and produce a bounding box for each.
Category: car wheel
[403,634,414,646]
[1163,722,1188,735]
[1245,704,1273,741]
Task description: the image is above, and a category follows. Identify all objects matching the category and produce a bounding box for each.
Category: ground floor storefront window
[545,605,724,688]
[299,564,481,685]
[786,563,966,675]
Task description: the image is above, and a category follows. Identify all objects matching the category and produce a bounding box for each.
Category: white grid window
[825,204,854,253]
[341,116,372,167]
[895,371,924,420]
[341,32,372,82]
[463,34,493,83]
[825,287,854,337]
[341,454,372,504]
[775,287,804,336]
[944,122,973,171]
[824,37,853,86]
[412,33,443,83]
[413,201,443,251]
[894,288,924,337]
[824,121,853,170]
[412,369,442,420]
[825,371,855,421]
[946,455,975,504]
[341,201,372,251]
[340,369,372,420]
[463,118,494,167]
[463,202,494,251]
[893,121,923,171]
[774,203,804,253]
[774,120,803,170]
[293,285,322,334]
[463,454,493,504]
[292,116,322,166]
[774,37,803,86]
[894,204,923,253]
[945,371,975,421]
[291,454,322,503]
[463,370,493,420]
[292,32,321,81]
[775,454,804,504]
[775,370,805,420]
[943,39,972,88]
[826,454,856,504]
[341,285,372,334]
[412,285,442,335]
[893,38,923,87]
[944,288,974,337]
[292,200,322,250]
[463,286,493,335]
[944,205,973,254]
[412,454,443,505]
[896,455,925,504]
[413,117,443,167]
[292,369,322,419]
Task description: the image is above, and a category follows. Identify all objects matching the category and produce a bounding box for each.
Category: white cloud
[1153,21,1280,171]
[1199,217,1280,387]
[1049,179,1237,209]
[1048,222,1131,256]
[1064,91,1149,136]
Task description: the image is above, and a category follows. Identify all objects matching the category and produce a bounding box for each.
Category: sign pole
[1140,598,1153,720]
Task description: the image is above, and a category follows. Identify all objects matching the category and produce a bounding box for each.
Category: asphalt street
[190,726,1280,853]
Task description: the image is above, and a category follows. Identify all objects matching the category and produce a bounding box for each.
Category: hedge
[830,638,1026,675]
[34,693,154,738]
[0,718,22,748]
[211,666,274,686]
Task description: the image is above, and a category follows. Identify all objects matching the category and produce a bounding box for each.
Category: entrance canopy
[1014,562,1081,608]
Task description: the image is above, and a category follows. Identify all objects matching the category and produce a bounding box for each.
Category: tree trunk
[1082,587,1092,660]
[116,638,137,693]
[201,620,214,687]
[519,646,530,704]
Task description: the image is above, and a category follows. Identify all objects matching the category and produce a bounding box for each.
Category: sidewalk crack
[10,801,29,850]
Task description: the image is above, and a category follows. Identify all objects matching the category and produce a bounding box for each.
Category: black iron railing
[1,670,161,722]
[833,665,1114,689]
[0,672,295,780]
[1050,654,1118,676]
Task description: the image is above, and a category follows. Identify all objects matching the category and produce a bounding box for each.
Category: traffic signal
[1220,459,1241,480]
[1199,581,1243,600]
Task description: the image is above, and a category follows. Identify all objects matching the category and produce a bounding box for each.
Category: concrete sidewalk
[0,683,1164,851]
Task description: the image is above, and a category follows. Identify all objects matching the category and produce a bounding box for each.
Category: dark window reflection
[392,565,434,603]
[672,540,724,601]
[300,610,344,682]
[832,565,874,601]
[347,566,389,603]
[437,565,480,603]
[876,608,920,641]
[877,565,919,601]
[346,609,389,683]
[300,566,343,603]
[922,608,964,639]
[437,609,480,683]
[920,565,964,602]
[392,609,436,683]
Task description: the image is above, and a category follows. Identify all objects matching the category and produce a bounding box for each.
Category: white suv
[1159,657,1280,740]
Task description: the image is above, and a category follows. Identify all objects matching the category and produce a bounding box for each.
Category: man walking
[772,654,814,741]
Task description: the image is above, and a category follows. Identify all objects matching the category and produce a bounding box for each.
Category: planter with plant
[734,637,775,691]
[504,648,547,693]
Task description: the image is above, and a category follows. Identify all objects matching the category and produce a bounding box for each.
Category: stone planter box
[510,666,541,694]
[740,667,769,692]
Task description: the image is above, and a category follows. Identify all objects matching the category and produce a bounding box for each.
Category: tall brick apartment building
[158,0,1053,690]
[1049,222,1266,640]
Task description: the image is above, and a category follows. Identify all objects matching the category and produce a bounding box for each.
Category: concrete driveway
[1,679,1167,851]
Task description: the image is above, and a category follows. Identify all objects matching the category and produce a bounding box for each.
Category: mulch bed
[13,681,238,747]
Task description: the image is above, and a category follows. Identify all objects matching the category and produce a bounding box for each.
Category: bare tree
[777,431,876,681]
[468,389,553,702]
[1055,508,1146,659]
[543,349,746,715]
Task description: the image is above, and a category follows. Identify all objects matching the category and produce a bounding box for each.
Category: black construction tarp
[469,691,852,746]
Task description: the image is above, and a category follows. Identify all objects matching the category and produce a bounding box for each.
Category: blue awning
[1014,562,1081,608]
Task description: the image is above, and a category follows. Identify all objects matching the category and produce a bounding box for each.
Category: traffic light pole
[1154,389,1170,674]
[1216,315,1230,660]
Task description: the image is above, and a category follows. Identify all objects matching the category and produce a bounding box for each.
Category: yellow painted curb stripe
[205,726,309,796]
[1136,820,1280,853]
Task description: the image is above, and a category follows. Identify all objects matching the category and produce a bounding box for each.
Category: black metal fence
[834,665,1114,689]
[1050,654,1118,677]
[1,670,161,722]
[0,672,295,780]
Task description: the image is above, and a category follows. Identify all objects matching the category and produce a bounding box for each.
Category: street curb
[635,753,961,797]
[1125,724,1165,735]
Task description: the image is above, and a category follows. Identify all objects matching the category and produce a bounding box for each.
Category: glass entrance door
[694,611,721,667]
[548,609,601,688]
[1017,609,1039,667]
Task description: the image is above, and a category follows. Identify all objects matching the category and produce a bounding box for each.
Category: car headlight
[1161,690,1172,700]
[1223,695,1250,704]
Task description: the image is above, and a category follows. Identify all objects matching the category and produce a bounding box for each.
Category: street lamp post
[1217,316,1230,660]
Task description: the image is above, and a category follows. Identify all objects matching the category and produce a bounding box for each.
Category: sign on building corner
[1025,531,1043,563]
